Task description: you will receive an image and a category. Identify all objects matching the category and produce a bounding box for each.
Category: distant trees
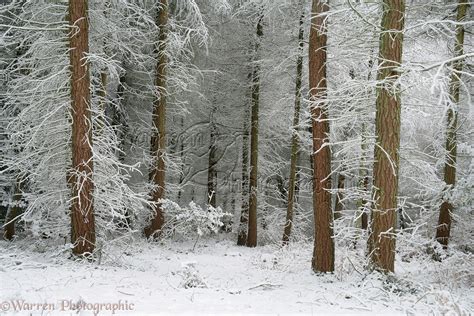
[369,0,405,272]
[0,0,471,274]
[435,0,469,248]
[309,0,334,273]
[68,0,96,255]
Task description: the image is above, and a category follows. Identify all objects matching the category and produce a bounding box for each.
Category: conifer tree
[435,0,469,248]
[68,0,96,255]
[309,0,334,273]
[369,0,405,273]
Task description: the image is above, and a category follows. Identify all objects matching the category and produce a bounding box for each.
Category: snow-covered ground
[0,237,472,315]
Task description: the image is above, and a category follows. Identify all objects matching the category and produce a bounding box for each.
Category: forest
[0,0,472,314]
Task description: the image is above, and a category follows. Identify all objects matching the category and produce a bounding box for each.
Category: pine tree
[237,98,250,245]
[283,11,305,245]
[246,14,264,248]
[333,173,345,220]
[309,0,334,273]
[369,0,405,273]
[207,102,218,208]
[68,0,96,255]
[145,0,169,239]
[237,44,254,246]
[3,177,21,240]
[436,0,469,248]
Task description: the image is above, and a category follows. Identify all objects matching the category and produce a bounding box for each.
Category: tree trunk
[237,96,250,246]
[68,0,96,255]
[435,0,468,248]
[358,57,374,231]
[237,41,258,246]
[294,164,301,203]
[3,178,22,241]
[358,120,370,230]
[369,0,405,273]
[246,14,264,248]
[309,0,334,273]
[360,174,369,230]
[177,116,186,204]
[112,73,127,163]
[207,106,218,208]
[97,71,107,132]
[145,0,168,238]
[110,73,132,229]
[333,173,345,220]
[283,12,304,245]
[96,2,109,134]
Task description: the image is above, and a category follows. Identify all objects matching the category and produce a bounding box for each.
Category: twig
[248,283,283,290]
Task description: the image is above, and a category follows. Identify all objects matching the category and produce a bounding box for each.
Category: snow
[1,237,472,315]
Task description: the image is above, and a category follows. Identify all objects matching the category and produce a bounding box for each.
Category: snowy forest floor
[0,236,472,315]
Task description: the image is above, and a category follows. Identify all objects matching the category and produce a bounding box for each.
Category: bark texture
[369,0,405,273]
[68,0,96,255]
[283,12,304,245]
[145,0,168,238]
[309,0,334,273]
[435,0,468,248]
[246,15,264,248]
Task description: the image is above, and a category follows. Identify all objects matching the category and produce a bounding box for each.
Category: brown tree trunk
[435,0,468,248]
[68,0,96,255]
[3,178,22,241]
[309,0,334,273]
[145,0,168,238]
[333,173,345,220]
[237,42,258,246]
[283,12,304,245]
[246,14,264,248]
[369,0,405,273]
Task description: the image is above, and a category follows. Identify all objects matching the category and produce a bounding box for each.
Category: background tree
[435,0,469,248]
[246,13,264,248]
[283,9,305,245]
